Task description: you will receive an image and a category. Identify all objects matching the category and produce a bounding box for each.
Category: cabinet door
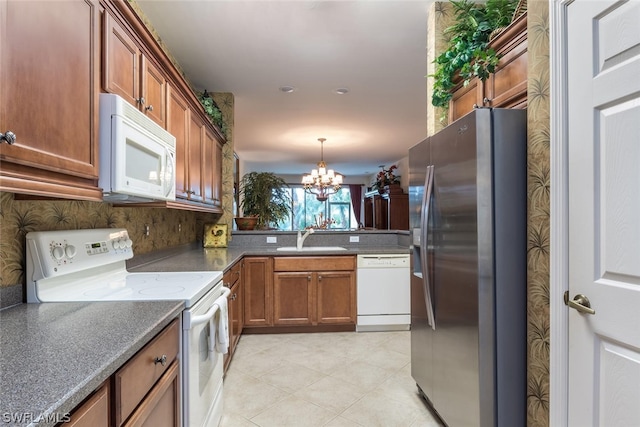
[233,267,244,341]
[66,382,110,427]
[103,12,140,108]
[316,271,356,324]
[187,114,204,202]
[0,0,101,199]
[243,257,273,326]
[202,127,222,209]
[140,57,166,128]
[273,272,314,325]
[166,84,189,200]
[484,15,528,109]
[122,361,180,427]
[448,77,483,123]
[213,139,223,208]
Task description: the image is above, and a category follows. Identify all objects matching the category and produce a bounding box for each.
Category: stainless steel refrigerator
[409,108,527,427]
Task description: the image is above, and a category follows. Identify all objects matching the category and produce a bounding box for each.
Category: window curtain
[348,184,363,227]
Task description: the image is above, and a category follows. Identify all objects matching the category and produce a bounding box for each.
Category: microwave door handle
[164,149,175,198]
[420,165,436,330]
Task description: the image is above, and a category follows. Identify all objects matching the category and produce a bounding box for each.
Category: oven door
[182,283,227,427]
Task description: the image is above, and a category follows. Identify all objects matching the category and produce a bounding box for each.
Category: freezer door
[430,110,484,427]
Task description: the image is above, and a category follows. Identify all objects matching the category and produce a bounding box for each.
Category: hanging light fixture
[302,138,343,202]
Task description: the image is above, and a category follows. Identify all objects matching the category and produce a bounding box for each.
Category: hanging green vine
[431,0,518,108]
[198,90,229,139]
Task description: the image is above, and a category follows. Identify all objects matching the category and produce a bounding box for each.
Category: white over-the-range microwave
[99,93,176,203]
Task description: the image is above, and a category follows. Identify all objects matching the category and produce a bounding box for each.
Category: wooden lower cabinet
[272,256,356,327]
[316,271,356,324]
[61,319,180,427]
[64,382,110,427]
[224,261,243,372]
[243,257,273,327]
[273,272,314,325]
[122,361,180,427]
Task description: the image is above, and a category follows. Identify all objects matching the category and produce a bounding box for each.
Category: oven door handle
[186,287,231,328]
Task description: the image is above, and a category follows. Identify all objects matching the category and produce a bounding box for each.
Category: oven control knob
[52,246,64,260]
[125,238,133,248]
[64,244,77,258]
[111,240,118,250]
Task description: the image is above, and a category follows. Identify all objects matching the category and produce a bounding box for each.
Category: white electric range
[26,228,228,427]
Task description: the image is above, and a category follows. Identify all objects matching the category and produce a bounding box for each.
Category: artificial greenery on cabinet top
[198,90,229,139]
[431,0,519,108]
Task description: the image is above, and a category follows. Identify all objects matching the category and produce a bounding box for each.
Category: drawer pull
[154,355,167,366]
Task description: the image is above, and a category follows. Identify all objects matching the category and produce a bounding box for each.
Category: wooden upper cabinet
[103,11,166,128]
[140,57,167,128]
[448,13,528,123]
[203,128,223,207]
[187,113,205,203]
[167,84,190,200]
[0,0,102,200]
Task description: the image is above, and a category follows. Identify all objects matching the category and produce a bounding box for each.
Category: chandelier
[302,138,343,202]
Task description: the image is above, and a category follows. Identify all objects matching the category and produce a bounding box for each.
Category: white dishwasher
[356,254,410,331]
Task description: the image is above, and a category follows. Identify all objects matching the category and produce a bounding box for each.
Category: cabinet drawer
[273,256,355,272]
[114,319,179,426]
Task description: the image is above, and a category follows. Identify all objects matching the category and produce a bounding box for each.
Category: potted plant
[236,172,292,230]
[372,165,401,194]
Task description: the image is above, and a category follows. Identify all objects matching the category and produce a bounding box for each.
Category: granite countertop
[128,232,410,273]
[0,301,183,427]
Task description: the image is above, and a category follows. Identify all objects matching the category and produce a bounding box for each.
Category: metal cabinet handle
[483,97,492,105]
[564,292,595,315]
[307,275,311,281]
[1,131,16,145]
[154,355,167,366]
[136,97,145,105]
[145,104,154,112]
[318,275,322,281]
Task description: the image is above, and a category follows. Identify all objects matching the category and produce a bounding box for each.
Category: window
[278,185,357,231]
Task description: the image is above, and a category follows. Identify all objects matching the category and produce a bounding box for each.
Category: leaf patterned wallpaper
[525,1,550,425]
[429,2,551,426]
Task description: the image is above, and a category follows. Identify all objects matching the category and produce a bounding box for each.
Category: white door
[567,1,640,425]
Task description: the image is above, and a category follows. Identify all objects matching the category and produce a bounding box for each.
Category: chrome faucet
[296,228,315,250]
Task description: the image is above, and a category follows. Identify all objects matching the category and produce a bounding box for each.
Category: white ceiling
[136,0,431,180]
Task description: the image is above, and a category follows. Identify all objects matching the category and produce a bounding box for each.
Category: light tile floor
[220,330,443,427]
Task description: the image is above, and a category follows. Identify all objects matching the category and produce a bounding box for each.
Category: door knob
[564,292,595,315]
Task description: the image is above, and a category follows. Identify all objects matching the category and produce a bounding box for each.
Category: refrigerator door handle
[420,164,436,330]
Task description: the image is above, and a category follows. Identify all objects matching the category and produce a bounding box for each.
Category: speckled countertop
[128,230,411,273]
[0,301,182,427]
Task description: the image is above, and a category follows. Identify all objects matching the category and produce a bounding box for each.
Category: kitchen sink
[276,246,347,251]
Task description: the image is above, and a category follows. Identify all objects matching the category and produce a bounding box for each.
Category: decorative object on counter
[430,0,519,109]
[238,171,292,229]
[306,212,336,230]
[203,223,228,248]
[302,137,343,202]
[372,164,401,194]
[198,90,229,138]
